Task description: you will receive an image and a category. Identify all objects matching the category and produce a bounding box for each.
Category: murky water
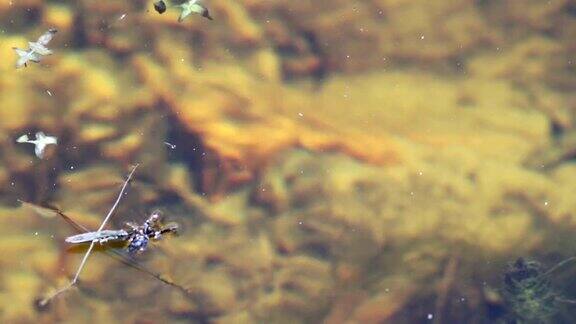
[1,1,576,323]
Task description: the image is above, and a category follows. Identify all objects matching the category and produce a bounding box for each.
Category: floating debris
[177,0,213,22]
[164,141,176,149]
[16,131,58,159]
[13,28,57,68]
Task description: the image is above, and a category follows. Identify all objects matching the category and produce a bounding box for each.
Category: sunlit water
[1,1,576,323]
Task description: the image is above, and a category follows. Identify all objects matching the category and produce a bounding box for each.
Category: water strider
[21,165,188,308]
[65,210,179,255]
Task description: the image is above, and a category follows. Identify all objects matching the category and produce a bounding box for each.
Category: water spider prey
[23,165,187,308]
[177,0,213,21]
[16,131,57,159]
[13,28,57,68]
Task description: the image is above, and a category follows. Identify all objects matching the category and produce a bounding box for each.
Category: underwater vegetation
[0,0,576,323]
[501,257,576,324]
[503,258,563,323]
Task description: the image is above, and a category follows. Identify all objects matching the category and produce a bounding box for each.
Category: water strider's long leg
[38,164,139,307]
[105,249,190,295]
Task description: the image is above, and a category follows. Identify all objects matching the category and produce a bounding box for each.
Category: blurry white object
[13,29,57,68]
[16,132,58,158]
[177,0,213,22]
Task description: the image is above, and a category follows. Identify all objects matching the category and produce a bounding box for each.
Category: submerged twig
[433,256,459,324]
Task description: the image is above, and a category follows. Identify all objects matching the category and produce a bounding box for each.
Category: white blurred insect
[154,0,212,21]
[177,0,213,22]
[16,131,58,158]
[13,28,57,68]
[164,141,176,149]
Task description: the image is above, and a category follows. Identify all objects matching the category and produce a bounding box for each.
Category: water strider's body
[65,229,130,244]
[65,211,179,254]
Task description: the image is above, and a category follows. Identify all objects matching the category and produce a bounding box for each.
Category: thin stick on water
[542,256,576,278]
[38,164,139,307]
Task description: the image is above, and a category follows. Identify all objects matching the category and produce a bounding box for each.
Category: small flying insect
[21,165,189,308]
[13,28,57,68]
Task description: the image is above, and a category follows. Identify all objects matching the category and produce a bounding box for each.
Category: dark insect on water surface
[502,257,576,323]
[154,0,167,14]
[65,210,179,255]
